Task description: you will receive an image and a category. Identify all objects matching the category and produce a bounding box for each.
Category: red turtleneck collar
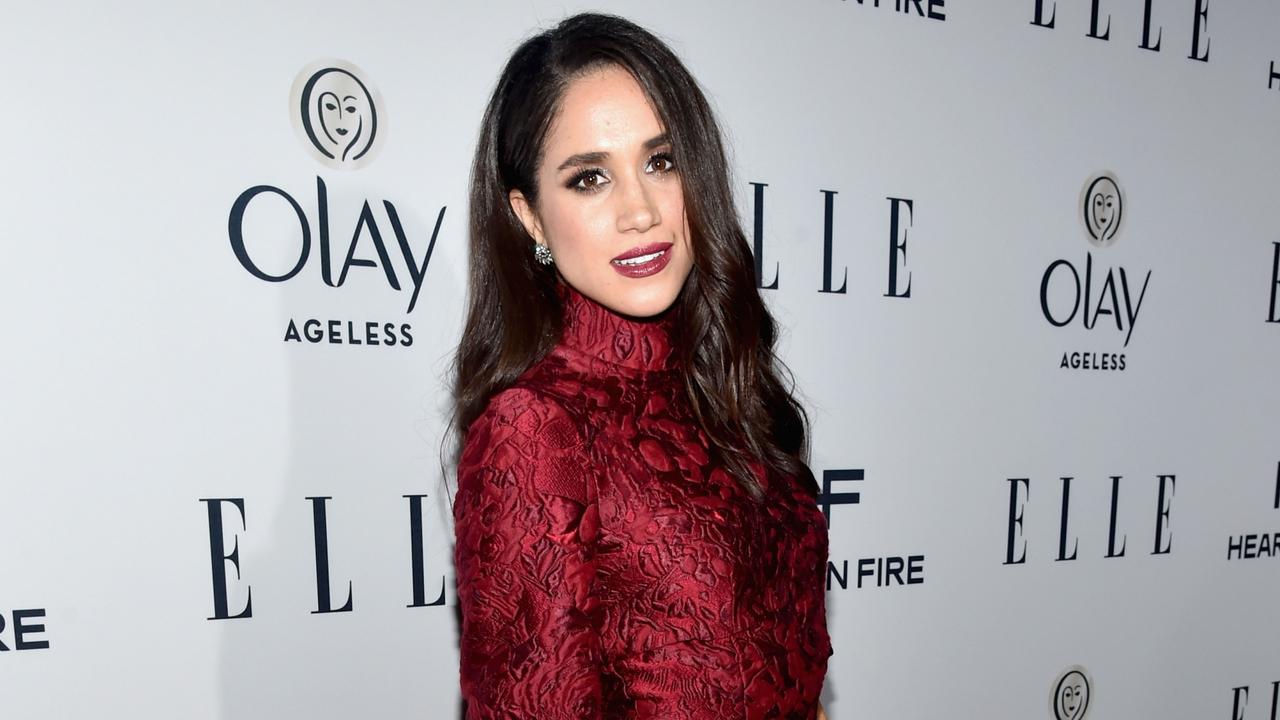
[553,281,680,374]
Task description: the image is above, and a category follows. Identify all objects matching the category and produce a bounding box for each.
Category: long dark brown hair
[443,11,817,502]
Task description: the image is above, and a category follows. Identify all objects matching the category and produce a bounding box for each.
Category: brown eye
[567,169,607,193]
[648,153,675,174]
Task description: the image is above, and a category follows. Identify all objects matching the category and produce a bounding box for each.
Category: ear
[508,189,545,246]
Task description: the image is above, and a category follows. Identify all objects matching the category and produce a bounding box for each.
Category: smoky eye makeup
[563,150,678,193]
[564,167,605,192]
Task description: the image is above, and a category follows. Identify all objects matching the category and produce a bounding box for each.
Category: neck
[555,281,679,374]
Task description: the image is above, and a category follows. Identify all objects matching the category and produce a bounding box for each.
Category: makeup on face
[609,241,674,278]
[519,65,694,317]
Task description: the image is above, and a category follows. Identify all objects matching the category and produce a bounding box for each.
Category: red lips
[612,242,673,262]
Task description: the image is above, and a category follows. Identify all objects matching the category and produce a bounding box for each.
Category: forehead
[545,65,665,155]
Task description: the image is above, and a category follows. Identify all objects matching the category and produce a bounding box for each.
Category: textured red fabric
[454,281,832,719]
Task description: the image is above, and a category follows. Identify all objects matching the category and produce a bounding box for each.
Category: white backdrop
[2,1,1278,718]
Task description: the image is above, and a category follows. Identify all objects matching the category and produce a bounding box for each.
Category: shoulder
[458,384,593,503]
[464,384,587,456]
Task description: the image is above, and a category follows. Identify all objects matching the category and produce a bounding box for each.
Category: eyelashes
[565,152,677,194]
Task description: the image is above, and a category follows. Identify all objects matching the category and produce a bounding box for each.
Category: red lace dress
[453,281,833,719]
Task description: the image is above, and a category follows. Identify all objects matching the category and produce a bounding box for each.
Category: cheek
[658,187,689,236]
[673,195,694,257]
[541,197,610,253]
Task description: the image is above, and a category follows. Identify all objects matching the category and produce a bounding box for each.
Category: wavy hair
[443,11,817,502]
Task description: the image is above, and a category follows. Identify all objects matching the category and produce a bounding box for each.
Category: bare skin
[509,64,694,319]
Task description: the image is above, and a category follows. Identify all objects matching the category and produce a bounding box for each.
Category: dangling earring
[533,242,554,266]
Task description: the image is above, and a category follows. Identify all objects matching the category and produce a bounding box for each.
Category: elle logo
[1030,0,1212,63]
[200,496,447,619]
[1230,682,1280,720]
[1004,474,1176,564]
[747,183,916,300]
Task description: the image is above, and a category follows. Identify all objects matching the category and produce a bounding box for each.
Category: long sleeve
[453,387,604,719]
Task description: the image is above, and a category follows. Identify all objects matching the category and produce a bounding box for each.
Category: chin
[603,284,680,319]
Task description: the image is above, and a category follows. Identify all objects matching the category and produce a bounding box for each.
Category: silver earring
[533,242,554,266]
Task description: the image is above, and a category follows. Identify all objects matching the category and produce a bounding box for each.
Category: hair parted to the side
[441,11,818,503]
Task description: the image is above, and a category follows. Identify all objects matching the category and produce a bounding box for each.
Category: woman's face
[509,64,694,319]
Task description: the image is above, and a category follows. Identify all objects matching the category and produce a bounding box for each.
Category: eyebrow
[556,133,671,172]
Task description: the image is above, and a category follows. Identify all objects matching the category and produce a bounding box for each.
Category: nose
[615,173,661,233]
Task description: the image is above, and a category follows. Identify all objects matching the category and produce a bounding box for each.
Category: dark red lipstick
[610,242,673,278]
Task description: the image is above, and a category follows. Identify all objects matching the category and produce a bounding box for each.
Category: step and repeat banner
[2,1,1277,718]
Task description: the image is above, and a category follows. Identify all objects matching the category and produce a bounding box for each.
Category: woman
[449,12,833,719]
